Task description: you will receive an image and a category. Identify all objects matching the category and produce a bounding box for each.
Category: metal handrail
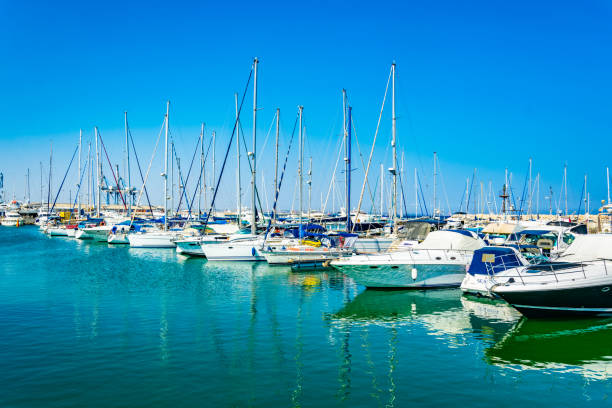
[493,259,612,285]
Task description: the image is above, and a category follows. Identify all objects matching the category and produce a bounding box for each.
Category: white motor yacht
[331,230,485,289]
[1,211,24,227]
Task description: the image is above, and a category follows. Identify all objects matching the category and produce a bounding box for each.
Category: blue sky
[1,1,611,214]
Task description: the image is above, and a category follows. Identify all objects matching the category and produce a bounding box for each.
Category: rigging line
[50,145,79,213]
[398,167,409,218]
[458,179,467,213]
[319,132,345,221]
[416,171,429,217]
[465,169,476,215]
[237,119,268,220]
[97,130,127,210]
[130,118,166,225]
[127,125,154,215]
[259,110,278,161]
[202,65,253,230]
[517,163,530,217]
[71,153,90,212]
[187,134,214,216]
[576,176,585,216]
[367,173,381,215]
[174,134,199,213]
[347,73,392,228]
[349,117,377,210]
[436,160,453,216]
[263,111,299,242]
[171,143,191,216]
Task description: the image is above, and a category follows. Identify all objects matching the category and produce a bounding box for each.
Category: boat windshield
[519,232,558,248]
[396,222,432,241]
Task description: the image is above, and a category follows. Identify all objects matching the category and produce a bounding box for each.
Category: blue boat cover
[519,229,555,236]
[467,247,523,276]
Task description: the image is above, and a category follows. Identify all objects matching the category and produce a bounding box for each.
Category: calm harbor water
[1,226,611,407]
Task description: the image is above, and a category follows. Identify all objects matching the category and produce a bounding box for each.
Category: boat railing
[359,248,474,263]
[487,256,612,285]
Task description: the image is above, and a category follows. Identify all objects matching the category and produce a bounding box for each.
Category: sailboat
[200,58,264,261]
[128,102,180,248]
[262,103,357,267]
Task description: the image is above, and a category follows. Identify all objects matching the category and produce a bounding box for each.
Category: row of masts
[17,58,612,224]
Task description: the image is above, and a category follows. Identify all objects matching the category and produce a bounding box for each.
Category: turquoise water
[1,226,611,407]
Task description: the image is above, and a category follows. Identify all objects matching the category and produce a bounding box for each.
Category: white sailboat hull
[128,232,177,248]
[47,227,69,237]
[201,240,264,261]
[108,233,130,244]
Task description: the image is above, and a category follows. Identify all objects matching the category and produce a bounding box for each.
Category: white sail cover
[415,230,484,251]
[559,234,612,262]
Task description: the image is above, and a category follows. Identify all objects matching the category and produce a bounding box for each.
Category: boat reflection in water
[486,318,612,380]
[326,289,521,405]
[331,290,519,338]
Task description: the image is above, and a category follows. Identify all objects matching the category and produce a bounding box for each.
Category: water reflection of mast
[263,267,286,368]
[247,263,258,404]
[337,273,352,400]
[361,327,383,404]
[291,289,304,407]
[386,327,398,408]
[160,289,169,362]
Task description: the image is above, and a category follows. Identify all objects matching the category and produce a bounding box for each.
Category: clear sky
[1,0,611,214]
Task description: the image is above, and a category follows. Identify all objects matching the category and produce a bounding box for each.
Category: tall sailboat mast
[391,62,397,228]
[124,112,131,216]
[274,108,280,210]
[298,105,304,228]
[308,156,312,220]
[414,168,418,218]
[95,127,101,217]
[171,140,174,217]
[39,161,43,208]
[380,163,384,217]
[78,129,82,215]
[342,89,348,224]
[87,142,91,212]
[528,157,532,217]
[164,101,170,231]
[607,167,610,204]
[199,123,204,216]
[346,106,352,231]
[235,92,242,227]
[251,57,258,234]
[211,130,215,215]
[564,163,568,216]
[433,152,437,217]
[48,142,52,213]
